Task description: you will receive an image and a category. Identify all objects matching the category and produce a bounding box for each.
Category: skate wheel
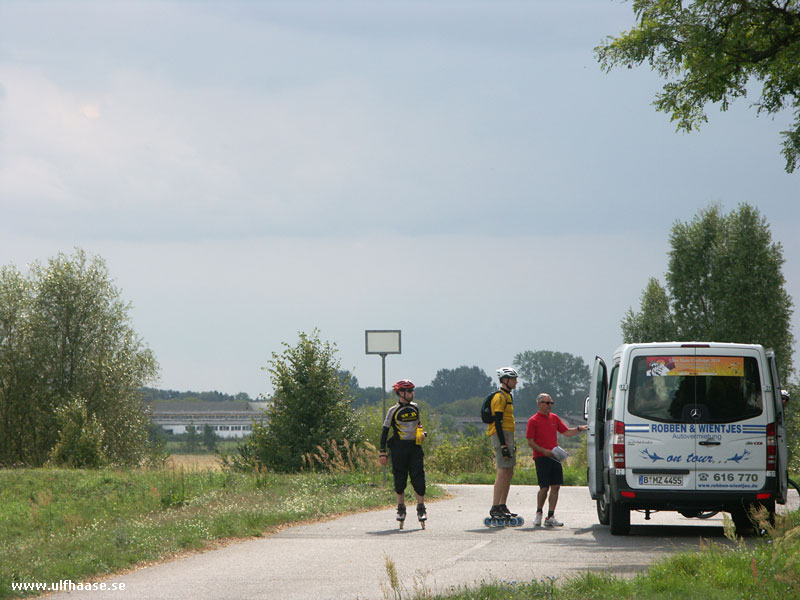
[517,517,524,526]
[508,517,518,526]
[483,517,492,527]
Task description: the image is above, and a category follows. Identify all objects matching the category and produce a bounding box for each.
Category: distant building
[451,414,584,439]
[451,417,529,439]
[150,401,267,439]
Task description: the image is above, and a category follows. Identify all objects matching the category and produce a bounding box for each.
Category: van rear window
[628,355,762,423]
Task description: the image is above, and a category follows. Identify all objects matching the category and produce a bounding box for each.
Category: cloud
[1,2,797,396]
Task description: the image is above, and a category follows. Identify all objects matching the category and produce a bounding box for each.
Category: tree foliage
[417,365,493,407]
[0,249,159,466]
[621,278,678,343]
[513,350,591,417]
[140,388,253,403]
[596,0,800,172]
[235,330,362,472]
[337,370,383,408]
[202,424,218,452]
[622,203,794,378]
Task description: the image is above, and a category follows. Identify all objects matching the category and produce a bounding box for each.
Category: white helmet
[496,367,518,380]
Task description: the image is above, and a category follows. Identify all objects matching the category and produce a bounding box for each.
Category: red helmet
[392,379,415,394]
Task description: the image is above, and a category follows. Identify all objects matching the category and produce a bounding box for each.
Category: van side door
[587,356,608,499]
[767,350,788,504]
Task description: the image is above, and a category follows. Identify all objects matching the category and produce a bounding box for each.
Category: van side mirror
[583,395,590,422]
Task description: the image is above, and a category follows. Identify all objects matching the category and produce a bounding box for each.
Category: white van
[585,342,788,535]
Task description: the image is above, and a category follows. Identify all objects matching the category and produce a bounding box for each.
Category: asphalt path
[48,484,799,600]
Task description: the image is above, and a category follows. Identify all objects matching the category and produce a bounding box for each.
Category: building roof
[149,401,261,415]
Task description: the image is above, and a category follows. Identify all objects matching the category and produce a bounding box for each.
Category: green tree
[596,0,800,172]
[237,330,362,472]
[513,350,591,417]
[417,366,493,407]
[338,370,386,408]
[0,249,159,466]
[0,266,36,464]
[202,424,218,452]
[622,203,794,379]
[435,396,485,418]
[183,424,199,453]
[621,278,678,343]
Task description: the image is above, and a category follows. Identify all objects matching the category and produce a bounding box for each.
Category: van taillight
[612,420,625,469]
[767,422,777,470]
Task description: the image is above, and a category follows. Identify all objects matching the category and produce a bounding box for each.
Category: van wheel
[596,497,610,525]
[732,500,775,536]
[731,507,754,536]
[609,501,630,535]
[762,500,776,529]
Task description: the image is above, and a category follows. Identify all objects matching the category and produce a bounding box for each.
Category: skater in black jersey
[379,379,427,528]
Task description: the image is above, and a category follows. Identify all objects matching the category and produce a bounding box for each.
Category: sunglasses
[540,401,554,405]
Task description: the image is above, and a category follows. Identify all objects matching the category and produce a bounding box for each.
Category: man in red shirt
[526,393,587,527]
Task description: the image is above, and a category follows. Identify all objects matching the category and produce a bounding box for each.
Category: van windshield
[628,355,762,423]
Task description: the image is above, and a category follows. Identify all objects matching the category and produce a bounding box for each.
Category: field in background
[167,454,223,471]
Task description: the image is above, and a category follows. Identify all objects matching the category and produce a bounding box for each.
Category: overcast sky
[1,1,797,399]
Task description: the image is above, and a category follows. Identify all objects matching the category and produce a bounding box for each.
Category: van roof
[612,341,766,360]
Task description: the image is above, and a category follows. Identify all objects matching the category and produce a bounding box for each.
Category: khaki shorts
[490,431,516,468]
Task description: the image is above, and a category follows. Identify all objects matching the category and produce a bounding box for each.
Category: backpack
[480,391,500,424]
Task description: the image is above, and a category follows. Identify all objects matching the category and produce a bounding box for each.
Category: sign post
[365,330,401,481]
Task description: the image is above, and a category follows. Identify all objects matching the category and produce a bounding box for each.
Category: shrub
[49,396,106,468]
[428,430,494,475]
[228,330,363,473]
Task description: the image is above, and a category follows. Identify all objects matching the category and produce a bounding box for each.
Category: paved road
[49,485,798,600]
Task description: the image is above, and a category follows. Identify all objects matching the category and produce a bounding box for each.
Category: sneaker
[534,512,543,527]
[544,516,564,527]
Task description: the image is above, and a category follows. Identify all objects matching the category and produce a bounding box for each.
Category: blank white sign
[365,330,401,354]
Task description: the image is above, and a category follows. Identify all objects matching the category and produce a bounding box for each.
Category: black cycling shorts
[534,456,563,488]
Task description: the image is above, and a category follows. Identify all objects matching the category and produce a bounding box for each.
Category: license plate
[639,475,683,486]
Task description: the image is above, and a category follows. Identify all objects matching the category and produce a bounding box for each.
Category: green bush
[49,396,106,468]
[428,430,494,475]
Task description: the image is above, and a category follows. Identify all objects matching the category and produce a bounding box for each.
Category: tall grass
[301,438,380,474]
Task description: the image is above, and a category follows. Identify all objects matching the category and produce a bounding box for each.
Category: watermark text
[11,580,126,592]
